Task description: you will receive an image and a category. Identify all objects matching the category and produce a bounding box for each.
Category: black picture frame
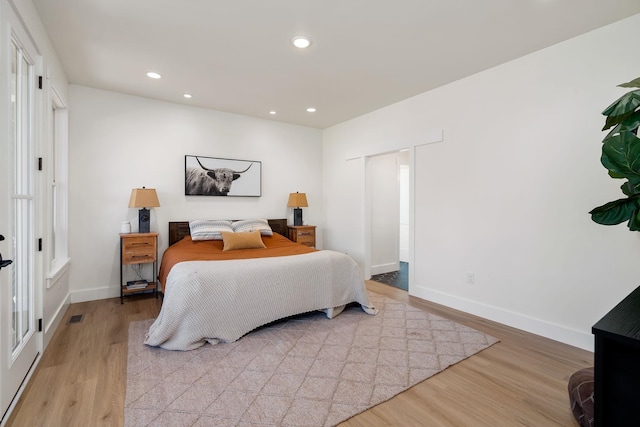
[185,155,262,197]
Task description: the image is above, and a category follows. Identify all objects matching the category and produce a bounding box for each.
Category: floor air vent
[68,314,84,324]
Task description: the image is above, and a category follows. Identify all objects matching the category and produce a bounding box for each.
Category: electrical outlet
[466,272,475,284]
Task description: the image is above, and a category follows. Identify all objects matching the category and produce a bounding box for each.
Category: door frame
[364,147,415,292]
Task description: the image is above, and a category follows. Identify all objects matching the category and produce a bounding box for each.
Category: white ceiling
[33,1,640,129]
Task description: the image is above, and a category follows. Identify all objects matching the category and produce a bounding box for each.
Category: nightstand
[287,225,316,248]
[119,232,158,303]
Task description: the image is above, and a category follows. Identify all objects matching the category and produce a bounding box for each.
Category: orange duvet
[158,232,316,290]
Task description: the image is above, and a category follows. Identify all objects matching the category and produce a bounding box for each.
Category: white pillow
[189,220,233,241]
[231,218,273,236]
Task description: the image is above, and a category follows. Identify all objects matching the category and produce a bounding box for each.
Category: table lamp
[287,192,308,226]
[128,187,160,233]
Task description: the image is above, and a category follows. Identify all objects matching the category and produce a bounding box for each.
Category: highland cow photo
[185,155,261,197]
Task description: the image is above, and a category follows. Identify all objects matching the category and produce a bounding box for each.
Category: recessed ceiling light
[183,93,192,99]
[292,36,311,49]
[269,111,277,115]
[306,107,316,113]
[146,72,162,79]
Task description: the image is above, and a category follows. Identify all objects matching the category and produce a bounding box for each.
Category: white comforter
[144,250,376,350]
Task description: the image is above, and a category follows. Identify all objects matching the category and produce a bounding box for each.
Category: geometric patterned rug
[124,291,498,426]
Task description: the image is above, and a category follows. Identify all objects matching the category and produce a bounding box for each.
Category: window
[46,87,69,285]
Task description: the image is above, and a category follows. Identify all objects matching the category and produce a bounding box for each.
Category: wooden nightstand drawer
[287,225,316,248]
[122,249,155,264]
[295,233,314,246]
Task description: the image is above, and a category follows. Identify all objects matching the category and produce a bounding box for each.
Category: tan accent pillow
[221,230,266,251]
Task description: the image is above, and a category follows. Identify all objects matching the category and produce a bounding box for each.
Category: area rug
[125,292,498,426]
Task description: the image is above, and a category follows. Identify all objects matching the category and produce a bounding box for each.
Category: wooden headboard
[168,219,289,246]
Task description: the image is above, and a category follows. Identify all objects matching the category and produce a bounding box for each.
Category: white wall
[68,85,323,302]
[369,151,401,275]
[323,14,640,351]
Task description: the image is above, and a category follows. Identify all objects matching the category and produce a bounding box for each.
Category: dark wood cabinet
[592,285,640,427]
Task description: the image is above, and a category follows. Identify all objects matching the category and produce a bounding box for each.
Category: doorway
[367,150,410,291]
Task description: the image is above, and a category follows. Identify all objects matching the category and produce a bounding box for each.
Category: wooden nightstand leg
[120,239,124,304]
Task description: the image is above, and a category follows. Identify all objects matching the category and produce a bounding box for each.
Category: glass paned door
[1,16,40,420]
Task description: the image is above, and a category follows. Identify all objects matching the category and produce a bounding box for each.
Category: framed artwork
[185,155,262,197]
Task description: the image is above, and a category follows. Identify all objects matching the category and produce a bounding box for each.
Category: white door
[0,5,41,422]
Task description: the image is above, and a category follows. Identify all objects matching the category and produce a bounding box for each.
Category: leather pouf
[568,367,594,427]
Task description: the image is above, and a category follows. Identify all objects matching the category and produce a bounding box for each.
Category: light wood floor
[6,281,592,426]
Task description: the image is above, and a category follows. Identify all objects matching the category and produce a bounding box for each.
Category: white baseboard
[43,293,71,350]
[410,286,594,352]
[70,286,119,303]
[371,262,400,276]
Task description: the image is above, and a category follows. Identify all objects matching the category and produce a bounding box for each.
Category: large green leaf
[602,110,640,132]
[601,131,640,179]
[618,77,640,89]
[628,207,640,231]
[617,111,640,133]
[621,179,640,196]
[590,196,640,225]
[602,90,640,122]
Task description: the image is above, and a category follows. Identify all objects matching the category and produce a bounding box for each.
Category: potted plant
[590,77,640,230]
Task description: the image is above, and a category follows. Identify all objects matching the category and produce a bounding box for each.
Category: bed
[144,219,376,350]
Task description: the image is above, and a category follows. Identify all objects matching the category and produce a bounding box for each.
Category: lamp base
[293,208,303,226]
[138,208,150,233]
